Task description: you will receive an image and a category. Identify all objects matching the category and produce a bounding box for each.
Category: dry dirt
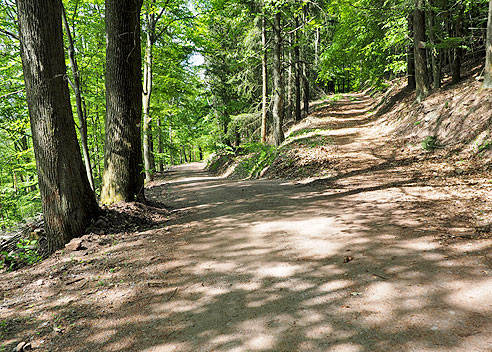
[2,93,492,352]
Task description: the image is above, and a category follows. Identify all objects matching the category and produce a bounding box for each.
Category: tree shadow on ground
[3,159,490,351]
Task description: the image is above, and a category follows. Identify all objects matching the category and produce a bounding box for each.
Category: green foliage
[478,140,492,153]
[422,136,438,151]
[319,0,408,90]
[232,143,278,179]
[0,239,42,271]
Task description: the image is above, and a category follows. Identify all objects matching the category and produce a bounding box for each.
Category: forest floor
[2,92,492,351]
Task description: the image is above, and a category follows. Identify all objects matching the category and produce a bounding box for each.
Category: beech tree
[101,0,145,204]
[16,0,98,252]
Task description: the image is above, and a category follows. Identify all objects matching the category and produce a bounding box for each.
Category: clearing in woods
[1,93,492,351]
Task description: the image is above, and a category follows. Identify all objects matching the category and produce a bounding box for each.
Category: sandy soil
[1,94,492,352]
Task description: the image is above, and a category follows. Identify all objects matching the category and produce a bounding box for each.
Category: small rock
[65,238,86,251]
[35,279,44,286]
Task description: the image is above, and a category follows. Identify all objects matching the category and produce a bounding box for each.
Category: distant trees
[16,0,98,251]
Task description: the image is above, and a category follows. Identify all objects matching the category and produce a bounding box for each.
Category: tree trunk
[156,116,163,172]
[61,5,95,192]
[294,16,301,122]
[414,0,429,102]
[261,15,268,143]
[407,13,416,89]
[426,6,441,88]
[101,0,145,204]
[302,6,309,117]
[483,0,492,88]
[169,125,173,165]
[451,8,463,84]
[302,61,309,116]
[142,28,155,182]
[272,11,284,146]
[16,0,98,252]
[286,34,293,123]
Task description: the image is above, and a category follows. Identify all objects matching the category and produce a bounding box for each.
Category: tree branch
[0,89,23,99]
[0,27,18,40]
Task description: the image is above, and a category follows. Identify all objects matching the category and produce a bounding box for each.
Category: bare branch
[0,27,19,40]
[0,89,23,99]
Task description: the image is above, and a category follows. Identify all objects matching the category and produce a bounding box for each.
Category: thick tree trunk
[414,0,429,102]
[483,0,492,88]
[16,0,98,252]
[101,0,145,204]
[61,5,95,191]
[272,11,284,146]
[142,29,155,182]
[426,6,441,88]
[294,16,301,122]
[261,15,268,143]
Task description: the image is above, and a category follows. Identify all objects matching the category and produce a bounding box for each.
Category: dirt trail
[2,94,492,352]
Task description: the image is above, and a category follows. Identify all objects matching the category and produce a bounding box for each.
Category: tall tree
[407,13,416,89]
[414,0,429,102]
[16,0,98,252]
[272,10,284,145]
[261,14,268,143]
[482,0,492,88]
[294,15,301,122]
[61,4,95,191]
[101,0,145,204]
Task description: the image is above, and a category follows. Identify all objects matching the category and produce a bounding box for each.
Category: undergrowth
[0,238,42,271]
[231,143,278,179]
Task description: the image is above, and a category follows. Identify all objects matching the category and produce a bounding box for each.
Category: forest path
[134,94,492,351]
[2,94,492,352]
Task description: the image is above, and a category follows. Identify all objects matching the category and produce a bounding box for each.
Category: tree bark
[426,6,441,88]
[302,61,309,117]
[272,11,284,146]
[143,27,155,182]
[285,34,293,123]
[294,16,301,122]
[483,0,492,88]
[414,0,429,102]
[16,0,98,252]
[451,7,463,84]
[101,0,145,204]
[407,14,416,89]
[156,116,164,172]
[302,6,309,117]
[61,4,95,192]
[261,15,268,143]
